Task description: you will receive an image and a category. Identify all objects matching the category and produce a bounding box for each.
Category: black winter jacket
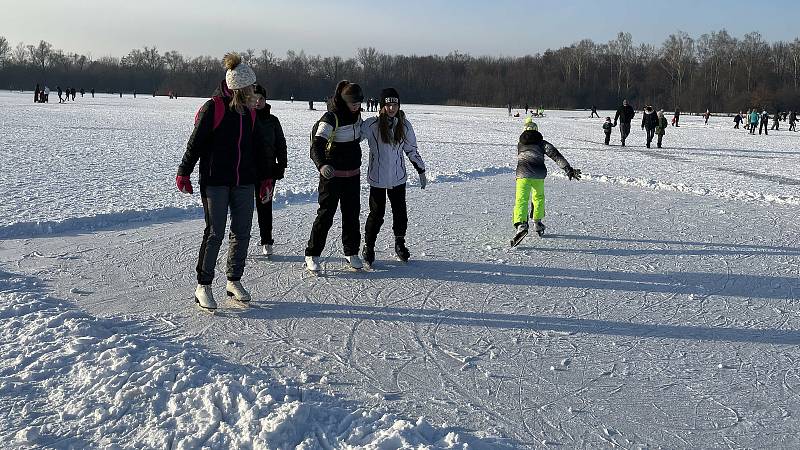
[310,99,362,171]
[256,103,287,180]
[516,130,570,179]
[641,111,659,130]
[177,82,269,187]
[614,104,635,124]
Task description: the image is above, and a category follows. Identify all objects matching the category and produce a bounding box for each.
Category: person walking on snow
[734,112,743,129]
[789,111,797,131]
[602,117,615,145]
[510,118,581,247]
[655,110,668,148]
[304,80,365,272]
[252,83,288,258]
[360,88,427,267]
[703,109,711,125]
[772,111,781,131]
[672,108,681,127]
[641,105,658,148]
[175,53,271,310]
[590,105,600,118]
[749,109,759,134]
[613,99,635,146]
[759,110,769,135]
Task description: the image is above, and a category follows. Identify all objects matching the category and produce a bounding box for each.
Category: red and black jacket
[177,82,270,187]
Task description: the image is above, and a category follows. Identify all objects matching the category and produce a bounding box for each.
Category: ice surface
[1,91,799,448]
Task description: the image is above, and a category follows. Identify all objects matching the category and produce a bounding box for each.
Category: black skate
[362,245,375,268]
[533,221,546,237]
[510,223,529,247]
[395,237,410,262]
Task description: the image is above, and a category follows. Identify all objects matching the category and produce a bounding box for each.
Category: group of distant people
[734,110,797,134]
[34,83,94,103]
[598,100,669,148]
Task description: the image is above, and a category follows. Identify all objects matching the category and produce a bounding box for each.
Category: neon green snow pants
[513,178,545,224]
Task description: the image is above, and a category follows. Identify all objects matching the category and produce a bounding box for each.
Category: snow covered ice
[1,91,800,448]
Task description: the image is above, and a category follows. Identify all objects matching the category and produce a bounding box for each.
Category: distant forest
[1,30,799,112]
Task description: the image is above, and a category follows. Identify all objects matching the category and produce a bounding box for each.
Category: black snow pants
[364,184,408,248]
[759,121,768,135]
[305,175,361,257]
[619,122,631,144]
[604,132,611,145]
[645,128,655,147]
[254,184,275,246]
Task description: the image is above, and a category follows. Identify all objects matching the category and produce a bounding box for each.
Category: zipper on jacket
[236,114,242,186]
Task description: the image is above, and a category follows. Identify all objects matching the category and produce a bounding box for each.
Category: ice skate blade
[226,291,250,303]
[195,296,217,311]
[510,230,528,248]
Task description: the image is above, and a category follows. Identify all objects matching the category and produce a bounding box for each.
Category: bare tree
[12,42,27,64]
[0,36,9,68]
[790,38,800,89]
[27,40,53,71]
[659,31,695,106]
[741,31,769,92]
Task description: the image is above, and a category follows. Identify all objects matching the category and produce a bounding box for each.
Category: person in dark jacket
[789,111,797,131]
[759,110,769,135]
[613,99,635,146]
[672,108,680,127]
[510,118,581,247]
[602,117,614,145]
[57,86,64,103]
[70,87,76,101]
[252,83,287,257]
[590,105,599,118]
[772,111,781,130]
[655,110,668,148]
[734,112,743,129]
[641,105,659,148]
[176,52,269,310]
[304,80,365,272]
[34,84,40,103]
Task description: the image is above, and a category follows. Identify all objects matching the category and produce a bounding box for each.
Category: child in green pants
[511,118,581,247]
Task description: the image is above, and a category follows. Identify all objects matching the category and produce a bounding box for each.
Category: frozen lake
[1,90,799,448]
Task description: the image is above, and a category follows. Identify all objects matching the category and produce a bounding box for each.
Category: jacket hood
[256,102,272,118]
[212,79,233,98]
[519,129,543,145]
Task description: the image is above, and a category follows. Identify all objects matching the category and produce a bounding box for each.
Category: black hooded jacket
[641,110,659,130]
[177,81,269,187]
[614,104,635,124]
[256,103,287,179]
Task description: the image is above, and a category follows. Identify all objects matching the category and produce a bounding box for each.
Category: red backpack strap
[194,96,226,131]
[212,96,225,130]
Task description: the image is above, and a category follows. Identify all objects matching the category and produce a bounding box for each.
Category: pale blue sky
[1,0,798,58]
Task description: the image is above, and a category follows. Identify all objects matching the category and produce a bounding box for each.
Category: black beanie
[379,87,400,109]
[341,83,364,103]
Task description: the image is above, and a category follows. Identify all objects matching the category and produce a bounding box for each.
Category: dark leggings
[365,184,408,247]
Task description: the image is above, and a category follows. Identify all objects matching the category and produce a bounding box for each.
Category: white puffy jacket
[361,114,426,188]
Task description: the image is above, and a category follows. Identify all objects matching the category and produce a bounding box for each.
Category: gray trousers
[196,185,254,285]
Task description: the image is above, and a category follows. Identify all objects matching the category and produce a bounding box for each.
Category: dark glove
[273,166,286,180]
[565,167,582,181]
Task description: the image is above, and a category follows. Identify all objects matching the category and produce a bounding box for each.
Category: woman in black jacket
[304,80,364,273]
[252,83,287,257]
[641,105,659,148]
[176,53,269,310]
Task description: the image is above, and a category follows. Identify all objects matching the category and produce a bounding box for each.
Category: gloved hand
[176,175,193,194]
[565,167,582,181]
[320,165,334,179]
[613,121,617,127]
[419,171,427,189]
[259,179,275,203]
[273,166,286,180]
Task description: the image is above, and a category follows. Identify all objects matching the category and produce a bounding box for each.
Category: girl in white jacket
[360,88,426,266]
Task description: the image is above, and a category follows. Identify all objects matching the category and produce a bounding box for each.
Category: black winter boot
[362,245,375,266]
[394,236,410,262]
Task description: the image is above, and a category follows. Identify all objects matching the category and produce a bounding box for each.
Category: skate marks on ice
[0,269,498,449]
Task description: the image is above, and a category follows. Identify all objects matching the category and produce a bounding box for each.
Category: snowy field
[1,90,800,448]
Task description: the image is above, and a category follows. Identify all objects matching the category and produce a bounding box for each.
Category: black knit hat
[341,83,364,103]
[379,87,400,109]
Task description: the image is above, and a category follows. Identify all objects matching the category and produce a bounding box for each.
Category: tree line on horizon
[1,30,799,112]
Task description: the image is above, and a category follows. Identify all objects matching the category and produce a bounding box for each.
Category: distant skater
[590,105,599,118]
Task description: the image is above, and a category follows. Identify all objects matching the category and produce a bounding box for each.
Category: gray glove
[320,165,334,179]
[419,171,427,189]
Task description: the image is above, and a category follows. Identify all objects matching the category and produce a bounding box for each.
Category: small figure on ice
[510,118,581,247]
